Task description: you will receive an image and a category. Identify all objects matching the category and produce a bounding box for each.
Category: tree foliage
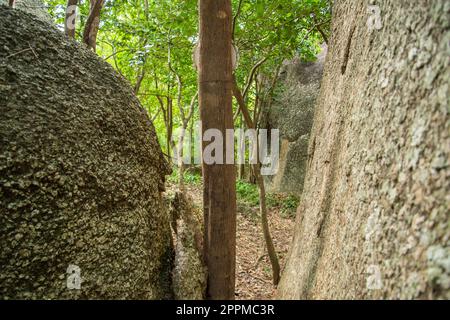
[43,0,330,154]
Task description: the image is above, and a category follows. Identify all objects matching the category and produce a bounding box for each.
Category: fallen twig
[28,43,38,59]
[6,48,32,59]
[5,43,38,59]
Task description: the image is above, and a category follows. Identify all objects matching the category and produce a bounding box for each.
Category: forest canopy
[43,0,330,155]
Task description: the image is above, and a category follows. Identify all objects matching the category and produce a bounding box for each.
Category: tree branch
[82,0,105,51]
[232,0,243,39]
[243,56,268,99]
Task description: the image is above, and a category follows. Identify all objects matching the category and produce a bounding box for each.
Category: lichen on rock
[278,1,449,299]
[166,191,206,300]
[262,46,326,194]
[0,6,172,299]
[0,0,52,23]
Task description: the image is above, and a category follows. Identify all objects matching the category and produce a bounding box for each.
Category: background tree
[82,0,105,51]
[64,0,78,38]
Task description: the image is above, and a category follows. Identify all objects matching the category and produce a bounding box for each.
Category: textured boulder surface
[167,191,206,300]
[262,47,326,194]
[278,1,449,299]
[0,0,52,22]
[0,6,172,299]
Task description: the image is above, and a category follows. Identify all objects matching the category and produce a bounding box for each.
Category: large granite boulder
[263,46,326,194]
[0,6,172,299]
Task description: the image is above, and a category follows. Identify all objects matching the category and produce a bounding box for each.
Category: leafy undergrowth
[168,168,298,299]
[236,180,300,219]
[170,170,299,218]
[168,168,202,185]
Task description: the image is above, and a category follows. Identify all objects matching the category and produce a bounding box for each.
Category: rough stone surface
[263,48,326,194]
[0,7,172,299]
[278,0,449,299]
[0,0,52,23]
[167,191,206,300]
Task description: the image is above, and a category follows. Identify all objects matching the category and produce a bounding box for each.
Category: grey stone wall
[263,47,326,194]
[0,6,172,299]
[278,0,449,299]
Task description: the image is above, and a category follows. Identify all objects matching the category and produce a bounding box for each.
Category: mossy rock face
[263,48,326,193]
[279,0,450,299]
[0,6,171,299]
[166,191,206,300]
[269,51,326,142]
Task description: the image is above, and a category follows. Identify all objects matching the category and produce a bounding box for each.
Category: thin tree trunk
[177,93,198,188]
[82,0,104,51]
[179,158,185,187]
[190,121,195,165]
[154,71,172,158]
[166,97,173,159]
[255,164,280,285]
[133,0,150,94]
[258,64,281,126]
[65,0,78,38]
[199,0,237,300]
[134,54,147,95]
[232,75,280,285]
[8,0,15,8]
[144,0,149,19]
[238,114,245,180]
[233,57,268,121]
[313,16,329,45]
[232,0,243,40]
[316,25,329,45]
[253,76,260,125]
[178,124,186,188]
[166,45,174,160]
[134,68,146,94]
[134,40,148,95]
[156,94,172,158]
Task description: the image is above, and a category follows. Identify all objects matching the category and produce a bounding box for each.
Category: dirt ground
[179,183,296,300]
